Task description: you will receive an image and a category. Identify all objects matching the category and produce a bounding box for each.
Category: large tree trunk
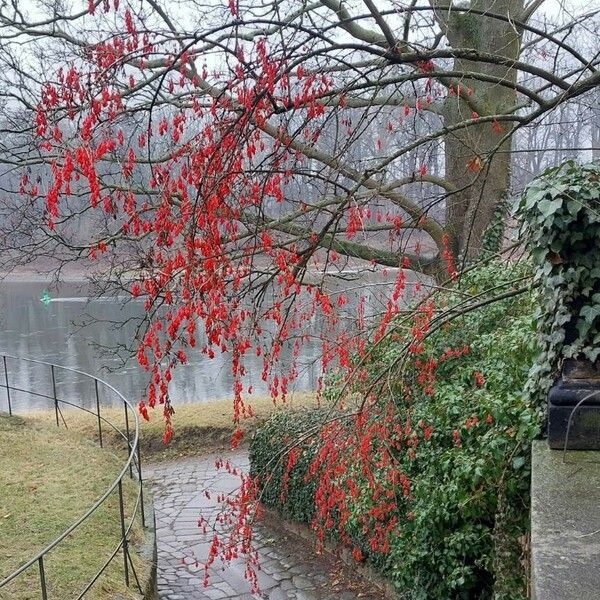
[439,1,524,262]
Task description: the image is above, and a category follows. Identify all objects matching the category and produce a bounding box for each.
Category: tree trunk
[440,1,523,262]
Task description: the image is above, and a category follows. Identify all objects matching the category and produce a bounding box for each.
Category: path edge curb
[142,497,159,600]
[260,505,402,599]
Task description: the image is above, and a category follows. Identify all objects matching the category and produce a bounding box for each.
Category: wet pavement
[147,452,386,600]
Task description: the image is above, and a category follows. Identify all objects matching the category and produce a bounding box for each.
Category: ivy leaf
[522,188,547,210]
[512,456,525,469]
[566,200,581,216]
[538,197,563,219]
[548,183,569,198]
[586,347,600,362]
[580,305,600,324]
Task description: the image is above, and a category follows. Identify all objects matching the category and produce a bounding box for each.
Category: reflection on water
[0,274,415,411]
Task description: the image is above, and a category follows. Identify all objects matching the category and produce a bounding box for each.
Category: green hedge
[249,408,326,523]
[250,261,539,599]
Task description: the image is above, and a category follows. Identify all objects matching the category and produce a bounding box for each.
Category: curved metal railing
[0,354,147,599]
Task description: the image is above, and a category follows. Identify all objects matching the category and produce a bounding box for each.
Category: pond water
[0,275,417,412]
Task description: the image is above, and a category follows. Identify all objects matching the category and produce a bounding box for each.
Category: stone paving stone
[147,452,386,600]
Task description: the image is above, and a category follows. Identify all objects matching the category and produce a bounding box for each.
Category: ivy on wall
[516,162,600,409]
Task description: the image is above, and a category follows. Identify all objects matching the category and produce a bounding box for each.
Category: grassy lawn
[0,394,316,597]
[0,415,147,600]
[30,392,317,461]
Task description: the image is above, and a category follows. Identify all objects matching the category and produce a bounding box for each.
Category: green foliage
[516,161,600,407]
[481,197,509,257]
[250,261,539,599]
[249,408,326,523]
[378,263,537,599]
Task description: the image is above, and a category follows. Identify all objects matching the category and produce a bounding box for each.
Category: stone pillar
[548,359,600,449]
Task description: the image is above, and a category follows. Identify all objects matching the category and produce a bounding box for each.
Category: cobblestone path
[147,453,386,600]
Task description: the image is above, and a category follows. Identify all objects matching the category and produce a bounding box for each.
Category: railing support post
[38,557,48,600]
[51,365,59,427]
[118,480,130,588]
[3,356,11,416]
[137,443,146,528]
[124,403,133,478]
[94,379,103,448]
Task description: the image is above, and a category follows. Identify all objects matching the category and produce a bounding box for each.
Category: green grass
[0,415,147,600]
[0,393,316,597]
[30,392,317,461]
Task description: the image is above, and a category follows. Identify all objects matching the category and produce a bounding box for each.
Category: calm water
[0,275,413,412]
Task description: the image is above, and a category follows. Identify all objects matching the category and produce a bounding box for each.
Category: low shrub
[250,261,539,599]
[249,408,327,523]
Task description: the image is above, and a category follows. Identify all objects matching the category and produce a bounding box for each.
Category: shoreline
[10,393,317,461]
[0,270,92,283]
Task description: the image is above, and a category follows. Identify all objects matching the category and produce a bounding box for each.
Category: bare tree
[0,1,596,413]
[0,1,597,278]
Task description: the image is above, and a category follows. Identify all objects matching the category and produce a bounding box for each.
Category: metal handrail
[0,353,147,599]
